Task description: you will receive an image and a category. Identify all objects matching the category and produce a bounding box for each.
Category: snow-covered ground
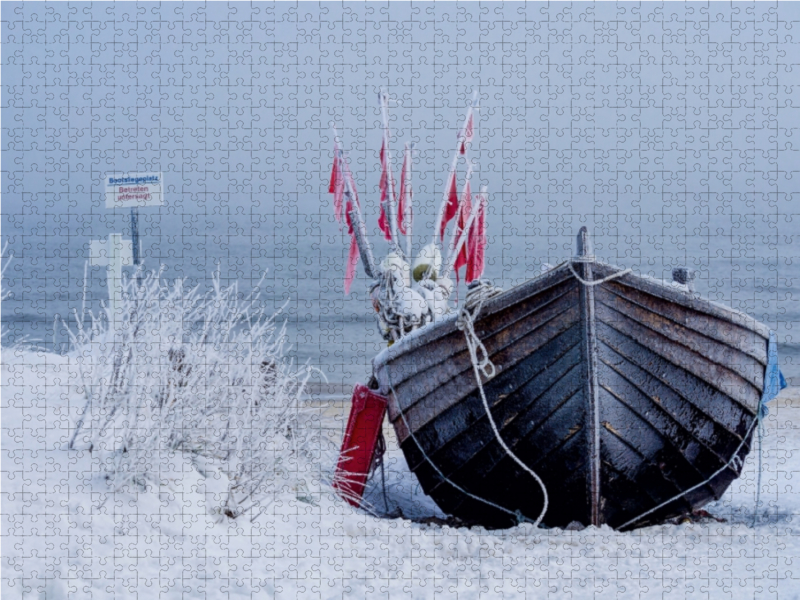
[3,347,800,599]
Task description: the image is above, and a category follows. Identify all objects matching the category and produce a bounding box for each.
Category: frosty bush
[66,267,330,520]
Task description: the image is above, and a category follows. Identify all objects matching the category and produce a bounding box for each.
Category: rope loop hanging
[456,279,550,527]
[568,262,632,287]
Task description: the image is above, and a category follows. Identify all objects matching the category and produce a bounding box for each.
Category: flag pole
[432,90,479,247]
[331,125,377,280]
[442,185,486,281]
[379,90,403,257]
[342,160,377,278]
[349,209,377,279]
[332,125,366,226]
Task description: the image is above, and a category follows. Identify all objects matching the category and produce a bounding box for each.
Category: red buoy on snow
[333,384,388,507]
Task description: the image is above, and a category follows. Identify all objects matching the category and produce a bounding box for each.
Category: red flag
[329,144,345,223]
[438,169,460,240]
[459,110,474,155]
[453,181,472,282]
[397,147,412,235]
[466,193,486,283]
[341,158,361,295]
[329,144,340,194]
[342,159,360,234]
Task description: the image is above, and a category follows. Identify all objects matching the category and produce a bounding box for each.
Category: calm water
[3,2,800,387]
[3,207,798,388]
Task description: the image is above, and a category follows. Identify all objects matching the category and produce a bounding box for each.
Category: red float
[332,384,388,507]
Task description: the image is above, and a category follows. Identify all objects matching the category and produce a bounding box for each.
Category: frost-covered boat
[370,228,783,530]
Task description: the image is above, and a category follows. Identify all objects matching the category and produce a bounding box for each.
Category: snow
[3,347,800,599]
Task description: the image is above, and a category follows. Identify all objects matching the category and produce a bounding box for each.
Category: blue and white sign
[105,172,163,208]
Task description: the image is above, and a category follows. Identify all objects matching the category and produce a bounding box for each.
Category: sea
[3,2,800,391]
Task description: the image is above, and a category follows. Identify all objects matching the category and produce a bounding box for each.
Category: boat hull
[372,262,769,529]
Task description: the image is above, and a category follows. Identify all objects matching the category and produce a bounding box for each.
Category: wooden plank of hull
[594,302,762,412]
[599,282,768,365]
[597,384,729,515]
[389,300,580,443]
[596,325,757,442]
[376,259,768,529]
[374,262,768,390]
[398,325,583,466]
[591,263,771,339]
[403,333,584,475]
[375,268,576,390]
[399,346,587,525]
[381,276,579,417]
[440,420,591,528]
[597,290,766,396]
[597,346,751,466]
[404,387,588,528]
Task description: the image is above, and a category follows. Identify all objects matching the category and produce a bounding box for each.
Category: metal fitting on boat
[671,267,697,293]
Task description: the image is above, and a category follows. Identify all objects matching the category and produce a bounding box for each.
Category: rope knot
[457,280,502,380]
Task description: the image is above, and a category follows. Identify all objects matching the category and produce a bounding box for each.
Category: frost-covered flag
[397,145,412,235]
[378,137,395,241]
[329,142,344,223]
[328,142,361,295]
[342,158,361,295]
[466,192,487,283]
[438,169,460,241]
[453,180,472,282]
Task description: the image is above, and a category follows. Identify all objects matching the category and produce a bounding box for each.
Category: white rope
[456,282,501,379]
[456,281,550,527]
[566,259,769,530]
[386,368,533,524]
[754,408,765,527]
[619,409,761,530]
[568,262,632,286]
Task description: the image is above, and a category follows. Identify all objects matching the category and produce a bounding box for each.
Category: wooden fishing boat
[371,228,780,530]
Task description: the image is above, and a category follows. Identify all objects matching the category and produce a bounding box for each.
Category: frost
[63,266,335,520]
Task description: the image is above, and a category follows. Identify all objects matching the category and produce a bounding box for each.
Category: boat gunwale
[373,259,772,374]
[373,265,575,370]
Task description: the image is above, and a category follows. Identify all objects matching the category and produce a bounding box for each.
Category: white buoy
[412,243,442,282]
[416,276,453,321]
[381,252,411,287]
